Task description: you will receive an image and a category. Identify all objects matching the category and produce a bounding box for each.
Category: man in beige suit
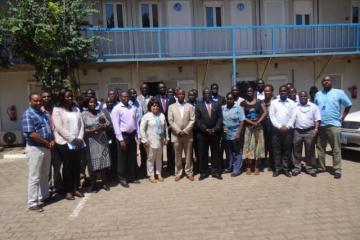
[168,89,195,181]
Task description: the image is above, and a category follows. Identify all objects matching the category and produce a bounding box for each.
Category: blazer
[195,101,223,134]
[212,95,226,106]
[168,102,195,142]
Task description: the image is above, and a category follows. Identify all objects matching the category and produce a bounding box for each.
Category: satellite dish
[3,132,16,145]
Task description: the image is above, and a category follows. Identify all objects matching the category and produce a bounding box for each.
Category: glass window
[304,14,310,25]
[353,6,359,23]
[141,4,150,27]
[152,4,158,27]
[116,4,124,27]
[104,3,125,28]
[295,14,302,25]
[105,4,115,28]
[215,7,222,26]
[141,3,159,27]
[206,7,213,27]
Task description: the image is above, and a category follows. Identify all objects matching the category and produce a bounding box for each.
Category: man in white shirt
[269,85,296,177]
[293,91,321,177]
[256,79,265,101]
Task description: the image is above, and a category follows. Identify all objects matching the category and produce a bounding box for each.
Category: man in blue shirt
[315,75,352,179]
[22,93,54,212]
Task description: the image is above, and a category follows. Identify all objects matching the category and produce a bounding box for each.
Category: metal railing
[86,23,360,61]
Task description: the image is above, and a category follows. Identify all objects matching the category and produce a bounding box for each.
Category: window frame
[103,2,126,28]
[204,2,224,27]
[139,2,160,28]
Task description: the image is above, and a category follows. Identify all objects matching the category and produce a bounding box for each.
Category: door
[293,0,313,52]
[266,75,288,95]
[262,0,286,53]
[230,1,254,54]
[167,1,193,56]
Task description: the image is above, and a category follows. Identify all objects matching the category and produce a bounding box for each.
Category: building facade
[0,0,360,141]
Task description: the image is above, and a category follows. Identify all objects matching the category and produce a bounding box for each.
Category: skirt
[242,126,265,159]
[85,132,111,171]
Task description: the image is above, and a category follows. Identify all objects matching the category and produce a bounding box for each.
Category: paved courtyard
[0,151,360,240]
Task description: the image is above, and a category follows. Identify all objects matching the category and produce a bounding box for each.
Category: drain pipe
[260,57,272,80]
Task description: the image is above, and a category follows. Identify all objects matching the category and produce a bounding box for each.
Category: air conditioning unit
[0,131,24,146]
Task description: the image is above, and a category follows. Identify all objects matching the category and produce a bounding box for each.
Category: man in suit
[211,83,226,106]
[196,88,223,180]
[188,89,199,175]
[155,82,175,176]
[168,89,195,181]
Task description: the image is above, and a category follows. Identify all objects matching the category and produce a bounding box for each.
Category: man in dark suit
[155,82,175,176]
[210,83,226,106]
[196,88,223,180]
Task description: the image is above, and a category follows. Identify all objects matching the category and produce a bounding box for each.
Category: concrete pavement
[0,151,360,240]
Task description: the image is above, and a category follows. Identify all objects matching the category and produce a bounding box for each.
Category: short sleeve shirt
[222,105,245,140]
[22,107,52,146]
[315,89,352,127]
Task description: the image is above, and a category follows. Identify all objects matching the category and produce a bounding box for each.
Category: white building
[1,0,360,144]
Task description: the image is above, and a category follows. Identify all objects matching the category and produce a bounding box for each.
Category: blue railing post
[357,24,360,52]
[272,26,275,54]
[231,28,237,86]
[157,29,162,58]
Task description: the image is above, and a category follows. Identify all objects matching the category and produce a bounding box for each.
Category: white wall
[0,71,33,132]
[319,0,351,23]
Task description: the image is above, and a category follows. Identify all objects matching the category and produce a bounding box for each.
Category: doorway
[145,82,161,96]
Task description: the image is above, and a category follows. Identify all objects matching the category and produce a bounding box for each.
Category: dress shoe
[187,175,195,181]
[73,191,84,198]
[212,174,223,180]
[231,172,241,177]
[129,179,141,184]
[292,171,300,176]
[272,171,280,177]
[119,180,129,188]
[28,205,44,212]
[65,192,75,200]
[102,184,110,191]
[157,175,164,182]
[309,172,317,177]
[283,171,292,177]
[199,174,208,181]
[223,169,232,174]
[317,169,326,174]
[174,176,181,182]
[334,173,342,179]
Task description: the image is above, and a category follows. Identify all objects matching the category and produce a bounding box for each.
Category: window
[104,3,125,28]
[353,6,359,23]
[295,14,310,25]
[140,3,159,27]
[205,6,222,27]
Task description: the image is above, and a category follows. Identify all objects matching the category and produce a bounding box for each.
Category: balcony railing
[86,23,360,62]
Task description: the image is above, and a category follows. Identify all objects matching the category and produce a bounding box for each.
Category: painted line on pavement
[69,193,91,218]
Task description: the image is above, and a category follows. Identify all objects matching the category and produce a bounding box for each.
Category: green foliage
[0,10,10,68]
[6,0,98,92]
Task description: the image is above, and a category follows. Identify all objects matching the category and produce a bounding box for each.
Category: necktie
[206,103,211,117]
[162,97,167,112]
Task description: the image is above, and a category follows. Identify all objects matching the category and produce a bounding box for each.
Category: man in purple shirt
[111,91,139,188]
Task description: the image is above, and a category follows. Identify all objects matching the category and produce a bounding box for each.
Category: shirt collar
[119,102,131,109]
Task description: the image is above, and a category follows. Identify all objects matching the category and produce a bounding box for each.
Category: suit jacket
[195,101,223,135]
[212,95,226,106]
[168,102,195,142]
[136,94,152,114]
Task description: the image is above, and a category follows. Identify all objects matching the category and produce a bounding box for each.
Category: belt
[295,127,315,133]
[122,130,136,136]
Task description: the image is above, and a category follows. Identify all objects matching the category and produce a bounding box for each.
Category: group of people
[22,75,352,212]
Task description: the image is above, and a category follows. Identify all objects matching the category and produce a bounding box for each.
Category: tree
[0,9,10,68]
[6,0,98,92]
